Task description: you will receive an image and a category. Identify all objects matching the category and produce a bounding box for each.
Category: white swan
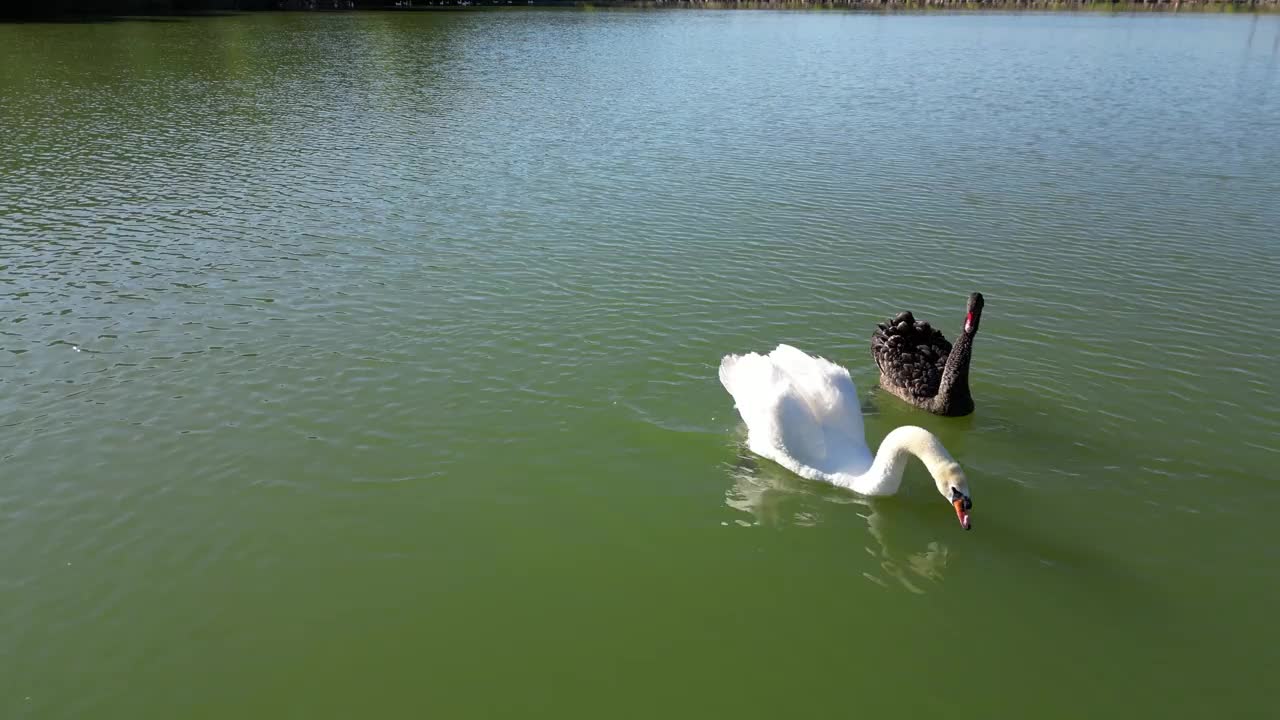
[719,344,973,529]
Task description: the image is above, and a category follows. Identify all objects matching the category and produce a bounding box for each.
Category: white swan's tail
[718,349,788,455]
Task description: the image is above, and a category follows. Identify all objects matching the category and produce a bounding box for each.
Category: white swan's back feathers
[719,344,873,485]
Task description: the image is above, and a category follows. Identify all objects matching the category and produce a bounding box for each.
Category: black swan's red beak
[963,292,984,334]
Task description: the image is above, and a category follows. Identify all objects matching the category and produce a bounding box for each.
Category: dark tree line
[4,0,1273,19]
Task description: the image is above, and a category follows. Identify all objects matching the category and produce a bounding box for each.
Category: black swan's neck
[934,331,975,416]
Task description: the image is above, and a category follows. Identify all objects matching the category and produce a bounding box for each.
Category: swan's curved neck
[846,426,957,496]
[935,331,975,414]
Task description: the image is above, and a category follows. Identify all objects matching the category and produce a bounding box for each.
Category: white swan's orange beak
[953,498,972,530]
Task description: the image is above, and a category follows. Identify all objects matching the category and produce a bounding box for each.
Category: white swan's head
[934,462,973,531]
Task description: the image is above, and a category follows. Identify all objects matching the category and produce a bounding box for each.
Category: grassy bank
[555,0,1278,10]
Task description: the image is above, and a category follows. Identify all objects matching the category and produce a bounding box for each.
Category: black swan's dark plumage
[871,293,984,417]
[871,311,950,397]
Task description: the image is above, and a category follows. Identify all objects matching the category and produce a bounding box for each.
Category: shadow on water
[0,15,183,23]
[721,442,958,594]
[0,1,248,22]
[720,435,1166,621]
[0,12,245,24]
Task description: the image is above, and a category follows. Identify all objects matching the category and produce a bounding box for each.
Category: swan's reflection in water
[724,449,950,594]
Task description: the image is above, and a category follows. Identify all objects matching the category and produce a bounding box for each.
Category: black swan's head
[963,292,985,335]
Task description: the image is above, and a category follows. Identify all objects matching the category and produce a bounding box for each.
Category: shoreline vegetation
[5,0,1279,19]
[389,0,1280,10]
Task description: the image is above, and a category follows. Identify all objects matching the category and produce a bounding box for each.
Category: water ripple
[1,11,1278,713]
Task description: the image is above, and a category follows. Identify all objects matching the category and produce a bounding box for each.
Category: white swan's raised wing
[718,344,873,482]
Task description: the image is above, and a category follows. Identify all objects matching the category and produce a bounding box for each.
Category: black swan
[870,292,984,417]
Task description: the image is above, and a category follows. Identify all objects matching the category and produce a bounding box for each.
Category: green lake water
[2,9,1279,719]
